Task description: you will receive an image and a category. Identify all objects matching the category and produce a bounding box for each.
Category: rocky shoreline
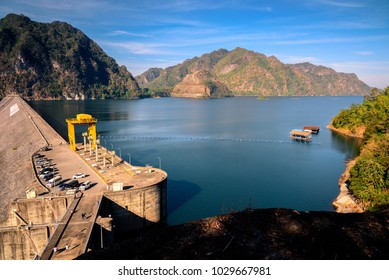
[327,124,364,213]
[327,124,365,139]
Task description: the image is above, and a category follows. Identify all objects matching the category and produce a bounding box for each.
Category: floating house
[303,126,320,133]
[290,129,312,141]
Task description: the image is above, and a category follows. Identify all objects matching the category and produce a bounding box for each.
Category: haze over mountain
[137,48,372,98]
[0,14,140,100]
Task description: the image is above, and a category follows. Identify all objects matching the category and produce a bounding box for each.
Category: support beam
[13,210,28,225]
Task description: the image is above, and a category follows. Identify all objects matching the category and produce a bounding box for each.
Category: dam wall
[102,175,168,233]
[0,196,71,260]
[0,96,168,259]
[0,196,71,227]
[0,96,50,222]
[0,225,55,260]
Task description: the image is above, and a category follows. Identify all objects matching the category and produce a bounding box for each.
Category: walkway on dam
[0,95,166,260]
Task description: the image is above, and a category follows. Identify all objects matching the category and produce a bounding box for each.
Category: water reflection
[330,131,363,159]
[167,179,202,217]
[96,111,130,121]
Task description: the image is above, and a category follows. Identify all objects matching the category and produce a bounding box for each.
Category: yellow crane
[66,114,97,151]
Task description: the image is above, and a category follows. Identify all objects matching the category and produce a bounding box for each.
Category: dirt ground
[78,208,389,260]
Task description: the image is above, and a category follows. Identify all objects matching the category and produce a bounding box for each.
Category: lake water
[29,96,363,225]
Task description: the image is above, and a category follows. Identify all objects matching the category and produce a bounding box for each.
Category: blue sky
[1,0,388,89]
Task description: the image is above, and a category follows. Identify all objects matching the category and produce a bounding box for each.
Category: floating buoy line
[100,135,320,145]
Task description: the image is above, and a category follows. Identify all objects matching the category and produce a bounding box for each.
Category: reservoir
[29,96,363,225]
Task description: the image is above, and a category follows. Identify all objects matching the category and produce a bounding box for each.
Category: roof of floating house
[290,129,312,137]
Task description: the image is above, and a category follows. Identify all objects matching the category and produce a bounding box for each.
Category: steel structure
[66,114,97,151]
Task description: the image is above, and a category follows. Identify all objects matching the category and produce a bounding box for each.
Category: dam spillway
[0,96,167,260]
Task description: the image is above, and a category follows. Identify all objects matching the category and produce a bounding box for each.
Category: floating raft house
[290,129,312,141]
[303,126,320,133]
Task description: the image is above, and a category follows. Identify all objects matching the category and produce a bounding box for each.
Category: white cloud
[354,51,374,56]
[329,61,389,88]
[158,0,223,12]
[14,0,107,11]
[330,61,389,72]
[359,74,389,89]
[103,41,177,56]
[280,56,321,64]
[317,0,366,8]
[150,0,273,13]
[108,30,152,38]
[273,35,389,45]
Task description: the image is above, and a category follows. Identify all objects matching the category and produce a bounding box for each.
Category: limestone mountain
[136,47,371,97]
[138,48,230,96]
[171,70,233,98]
[0,14,140,99]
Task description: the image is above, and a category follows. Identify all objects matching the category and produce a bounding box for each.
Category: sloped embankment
[78,208,389,260]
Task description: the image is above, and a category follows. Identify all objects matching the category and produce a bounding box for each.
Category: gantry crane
[66,114,97,151]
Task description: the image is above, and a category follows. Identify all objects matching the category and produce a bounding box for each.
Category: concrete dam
[0,96,167,260]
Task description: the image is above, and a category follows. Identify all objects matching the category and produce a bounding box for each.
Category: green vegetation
[0,14,140,99]
[332,88,389,138]
[331,87,389,210]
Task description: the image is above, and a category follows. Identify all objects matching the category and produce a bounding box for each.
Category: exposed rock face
[333,183,364,213]
[136,67,163,87]
[137,47,372,97]
[0,14,140,99]
[171,70,233,98]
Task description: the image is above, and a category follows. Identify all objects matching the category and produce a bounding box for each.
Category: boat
[289,129,312,141]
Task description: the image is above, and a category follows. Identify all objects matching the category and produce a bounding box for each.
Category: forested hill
[330,87,389,211]
[136,47,372,97]
[0,14,140,100]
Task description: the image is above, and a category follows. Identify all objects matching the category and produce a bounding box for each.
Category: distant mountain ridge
[137,47,371,97]
[0,14,371,100]
[0,14,140,99]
